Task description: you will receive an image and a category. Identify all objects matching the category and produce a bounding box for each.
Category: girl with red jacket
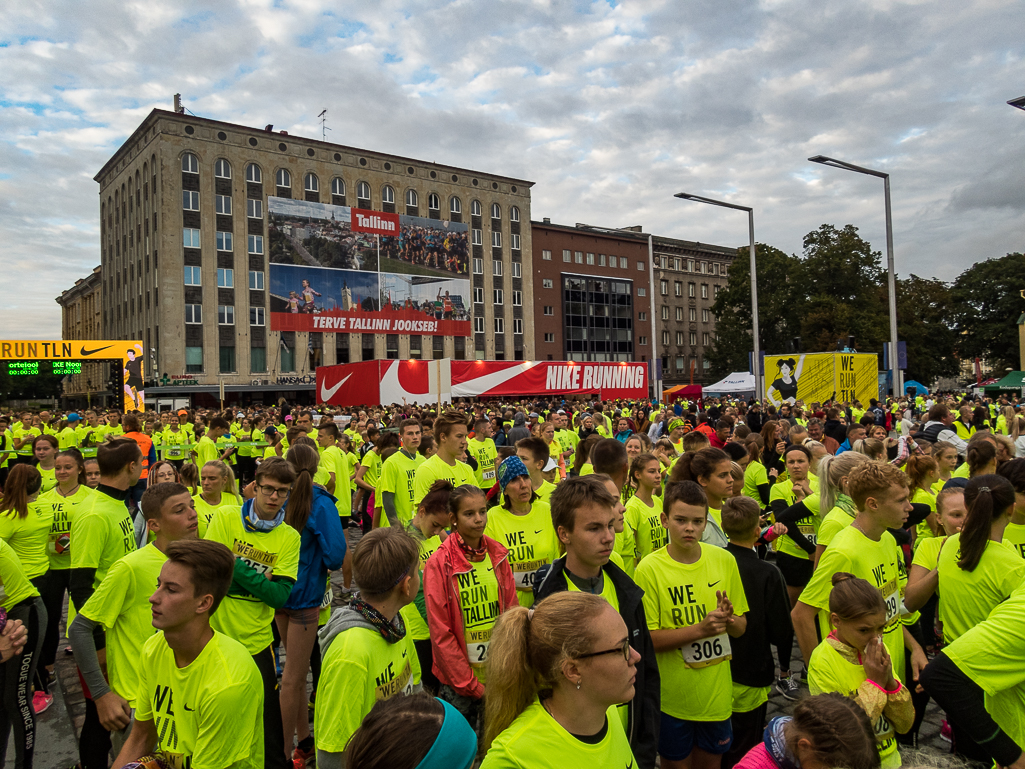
[424,483,517,736]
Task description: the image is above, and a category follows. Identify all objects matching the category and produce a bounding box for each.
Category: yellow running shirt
[193,492,237,538]
[628,494,665,562]
[413,454,476,511]
[742,461,769,505]
[1003,521,1025,560]
[484,502,559,608]
[0,502,55,579]
[635,544,749,721]
[378,450,425,528]
[0,539,39,611]
[399,528,442,642]
[458,553,500,683]
[467,437,498,489]
[135,630,263,769]
[79,543,166,706]
[911,488,937,544]
[817,505,856,550]
[769,476,821,560]
[70,488,137,589]
[37,485,94,571]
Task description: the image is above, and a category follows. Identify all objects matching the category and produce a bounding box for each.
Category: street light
[1008,96,1025,111]
[674,193,761,401]
[808,155,900,397]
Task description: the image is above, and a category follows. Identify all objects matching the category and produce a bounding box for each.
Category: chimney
[264,124,274,132]
[173,94,184,114]
[542,217,550,224]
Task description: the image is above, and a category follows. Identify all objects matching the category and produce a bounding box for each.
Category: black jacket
[534,557,660,769]
[724,543,794,688]
[823,418,846,444]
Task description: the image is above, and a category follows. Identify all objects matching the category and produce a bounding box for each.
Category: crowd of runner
[0,390,1023,769]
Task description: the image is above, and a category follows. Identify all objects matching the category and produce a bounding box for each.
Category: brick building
[55,266,108,407]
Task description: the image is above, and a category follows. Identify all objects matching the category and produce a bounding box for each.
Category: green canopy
[983,371,1025,394]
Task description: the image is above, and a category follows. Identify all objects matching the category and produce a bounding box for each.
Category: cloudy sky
[2,0,1023,338]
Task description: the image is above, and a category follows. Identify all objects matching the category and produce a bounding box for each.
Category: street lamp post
[674,194,761,401]
[808,156,900,397]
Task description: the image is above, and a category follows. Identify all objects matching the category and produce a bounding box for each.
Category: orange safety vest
[124,431,153,479]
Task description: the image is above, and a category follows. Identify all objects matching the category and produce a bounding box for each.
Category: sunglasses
[577,638,631,663]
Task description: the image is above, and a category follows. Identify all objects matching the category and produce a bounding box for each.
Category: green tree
[895,275,959,385]
[707,244,805,379]
[950,252,1025,372]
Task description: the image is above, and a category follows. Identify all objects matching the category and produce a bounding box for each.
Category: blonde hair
[484,593,610,751]
[204,460,241,504]
[818,452,870,512]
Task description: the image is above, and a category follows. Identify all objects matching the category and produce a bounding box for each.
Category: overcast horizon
[1,0,1023,339]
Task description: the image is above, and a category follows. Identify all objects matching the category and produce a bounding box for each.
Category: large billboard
[268,197,470,336]
[763,352,877,407]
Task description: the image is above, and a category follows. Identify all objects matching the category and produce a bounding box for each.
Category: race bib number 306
[681,633,731,669]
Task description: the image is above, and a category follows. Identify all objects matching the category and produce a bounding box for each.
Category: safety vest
[954,421,975,440]
[124,431,153,479]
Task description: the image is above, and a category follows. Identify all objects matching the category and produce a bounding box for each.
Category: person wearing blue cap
[484,456,559,608]
[58,414,82,450]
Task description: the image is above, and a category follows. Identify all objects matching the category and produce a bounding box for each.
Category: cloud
[0,0,1023,339]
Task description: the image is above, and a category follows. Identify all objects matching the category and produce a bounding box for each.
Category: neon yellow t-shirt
[911,487,937,544]
[378,450,425,528]
[160,428,189,461]
[952,462,970,480]
[37,485,94,570]
[136,630,263,769]
[314,625,421,754]
[937,534,1025,644]
[57,426,79,450]
[458,553,500,683]
[615,514,638,578]
[635,544,749,721]
[910,535,945,573]
[205,505,301,655]
[194,435,219,468]
[799,525,907,681]
[193,492,238,539]
[628,494,665,563]
[809,640,903,767]
[399,530,442,642]
[480,699,635,769]
[742,461,769,504]
[0,538,39,611]
[817,505,856,550]
[413,454,476,511]
[0,503,54,580]
[319,445,351,519]
[484,502,559,608]
[70,489,137,589]
[1003,522,1025,560]
[467,437,497,489]
[79,543,166,706]
[770,476,821,560]
[359,450,383,491]
[38,467,57,494]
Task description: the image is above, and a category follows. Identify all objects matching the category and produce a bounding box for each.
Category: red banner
[350,208,400,236]
[271,308,470,336]
[451,361,648,400]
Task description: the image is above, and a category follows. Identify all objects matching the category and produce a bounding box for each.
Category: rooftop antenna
[319,109,330,141]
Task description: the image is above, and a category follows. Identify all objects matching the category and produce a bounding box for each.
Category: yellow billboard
[0,340,145,412]
[764,352,877,407]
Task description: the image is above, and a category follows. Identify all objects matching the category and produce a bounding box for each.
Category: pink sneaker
[32,691,53,714]
[940,720,952,744]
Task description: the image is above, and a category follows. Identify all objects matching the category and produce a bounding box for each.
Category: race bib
[513,569,537,593]
[681,633,731,669]
[881,582,899,624]
[465,625,492,678]
[239,556,274,578]
[319,586,333,610]
[798,523,817,546]
[483,470,496,481]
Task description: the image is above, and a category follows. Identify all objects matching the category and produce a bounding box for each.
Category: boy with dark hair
[514,436,556,501]
[113,539,263,769]
[195,416,232,467]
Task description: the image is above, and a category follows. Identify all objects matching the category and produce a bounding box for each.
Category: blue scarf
[764,717,801,769]
[242,497,285,532]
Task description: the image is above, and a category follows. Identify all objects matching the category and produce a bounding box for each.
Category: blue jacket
[284,485,347,610]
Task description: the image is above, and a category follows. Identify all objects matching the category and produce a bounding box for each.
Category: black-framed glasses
[255,484,290,498]
[577,638,631,662]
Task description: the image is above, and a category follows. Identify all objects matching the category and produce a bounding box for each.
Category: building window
[185,346,203,373]
[493,289,504,305]
[513,318,523,334]
[491,231,502,248]
[275,169,291,188]
[542,279,553,289]
[510,206,520,222]
[721,264,728,276]
[428,193,440,211]
[639,336,647,345]
[218,305,235,325]
[512,262,521,278]
[586,252,595,265]
[185,304,202,324]
[674,281,682,297]
[676,331,684,345]
[331,177,345,197]
[661,306,669,321]
[609,255,618,268]
[182,191,199,211]
[280,344,295,373]
[217,268,233,288]
[471,200,482,217]
[660,280,668,295]
[637,287,646,297]
[494,317,505,334]
[688,308,696,321]
[542,249,552,261]
[216,232,233,252]
[183,228,201,248]
[357,181,371,202]
[214,159,231,179]
[661,330,670,346]
[472,229,482,246]
[637,260,645,271]
[688,282,696,298]
[215,194,232,215]
[676,356,685,371]
[599,254,607,266]
[702,309,710,322]
[248,235,264,255]
[511,233,521,251]
[245,163,262,183]
[473,287,484,304]
[474,316,485,333]
[544,333,555,343]
[562,249,571,263]
[512,290,522,306]
[574,251,583,264]
[492,259,503,276]
[472,258,483,275]
[246,307,265,328]
[184,266,201,286]
[250,346,266,373]
[544,306,554,315]
[703,332,710,346]
[182,153,198,174]
[249,270,265,290]
[304,173,319,192]
[450,196,461,215]
[674,258,682,271]
[405,189,418,208]
[700,261,708,274]
[714,285,721,297]
[490,202,501,219]
[219,346,235,374]
[382,185,395,204]
[701,283,708,299]
[247,199,263,219]
[690,331,698,346]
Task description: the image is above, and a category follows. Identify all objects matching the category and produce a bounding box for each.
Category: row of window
[183,267,264,289]
[657,255,727,276]
[181,153,521,220]
[540,279,645,297]
[472,288,523,306]
[541,333,648,346]
[471,259,523,277]
[542,250,645,271]
[183,228,263,254]
[659,279,716,299]
[472,317,522,334]
[661,330,715,346]
[184,304,265,327]
[660,306,712,322]
[183,191,263,218]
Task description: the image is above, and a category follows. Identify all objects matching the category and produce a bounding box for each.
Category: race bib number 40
[681,633,732,669]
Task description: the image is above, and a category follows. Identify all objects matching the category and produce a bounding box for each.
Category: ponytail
[966,440,996,477]
[828,572,885,622]
[818,452,869,513]
[0,464,42,519]
[284,443,319,533]
[667,447,729,486]
[958,474,1014,572]
[905,454,938,490]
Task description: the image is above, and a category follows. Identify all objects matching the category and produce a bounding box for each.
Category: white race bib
[465,626,492,670]
[483,470,496,481]
[882,582,899,624]
[798,523,817,546]
[681,633,731,668]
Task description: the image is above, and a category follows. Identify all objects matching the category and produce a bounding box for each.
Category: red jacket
[423,533,518,699]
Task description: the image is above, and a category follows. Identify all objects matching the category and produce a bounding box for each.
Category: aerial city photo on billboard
[267,197,470,336]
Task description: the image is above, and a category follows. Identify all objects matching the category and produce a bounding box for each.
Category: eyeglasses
[577,638,631,663]
[255,484,291,498]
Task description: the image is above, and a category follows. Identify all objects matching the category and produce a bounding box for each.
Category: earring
[576,680,581,690]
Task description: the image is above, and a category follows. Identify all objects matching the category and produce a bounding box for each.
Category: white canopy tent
[704,371,756,394]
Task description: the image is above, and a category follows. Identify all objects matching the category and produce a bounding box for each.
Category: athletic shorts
[659,713,733,760]
[775,551,814,588]
[276,606,320,628]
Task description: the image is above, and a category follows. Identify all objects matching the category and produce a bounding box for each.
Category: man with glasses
[204,457,301,769]
[532,475,661,769]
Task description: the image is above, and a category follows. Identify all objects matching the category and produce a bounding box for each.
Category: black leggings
[414,639,440,694]
[0,597,46,769]
[36,569,70,674]
[897,620,931,745]
[78,697,112,769]
[254,645,288,769]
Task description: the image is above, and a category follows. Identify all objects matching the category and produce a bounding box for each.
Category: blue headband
[497,454,530,492]
[414,698,477,769]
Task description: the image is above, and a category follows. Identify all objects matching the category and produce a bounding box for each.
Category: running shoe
[32,690,53,714]
[940,720,952,744]
[775,674,800,701]
[292,745,315,768]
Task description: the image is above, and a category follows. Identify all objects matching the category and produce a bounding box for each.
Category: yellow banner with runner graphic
[763,352,877,406]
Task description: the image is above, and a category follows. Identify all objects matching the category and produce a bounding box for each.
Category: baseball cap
[543,457,558,472]
[67,413,81,422]
[285,415,293,421]
[264,426,279,437]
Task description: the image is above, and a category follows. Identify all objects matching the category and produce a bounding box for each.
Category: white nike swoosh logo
[320,374,351,401]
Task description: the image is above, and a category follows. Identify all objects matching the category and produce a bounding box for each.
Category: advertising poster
[763,352,877,406]
[267,197,470,336]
